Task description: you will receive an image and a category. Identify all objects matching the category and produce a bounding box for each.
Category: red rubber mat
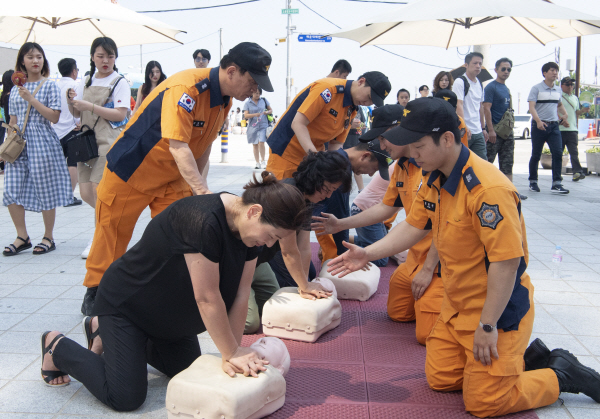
[254,243,539,418]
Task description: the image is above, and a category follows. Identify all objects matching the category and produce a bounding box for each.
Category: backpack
[459,75,483,98]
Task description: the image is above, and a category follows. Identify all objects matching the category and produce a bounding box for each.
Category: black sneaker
[519,193,528,201]
[551,185,570,194]
[529,183,540,192]
[524,338,551,371]
[549,348,600,402]
[573,172,585,181]
[64,197,83,207]
[81,286,98,316]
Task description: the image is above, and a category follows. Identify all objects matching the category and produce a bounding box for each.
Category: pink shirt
[352,163,395,211]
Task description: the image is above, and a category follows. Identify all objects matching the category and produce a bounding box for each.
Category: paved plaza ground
[0,133,599,418]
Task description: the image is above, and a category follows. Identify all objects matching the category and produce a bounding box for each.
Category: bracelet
[92,104,95,114]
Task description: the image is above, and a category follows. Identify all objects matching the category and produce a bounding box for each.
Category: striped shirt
[527,81,562,122]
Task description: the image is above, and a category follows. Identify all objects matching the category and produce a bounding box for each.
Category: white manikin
[166,337,290,419]
[318,259,380,301]
[261,277,341,343]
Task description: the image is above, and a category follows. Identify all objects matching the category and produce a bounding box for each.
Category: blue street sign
[298,34,332,42]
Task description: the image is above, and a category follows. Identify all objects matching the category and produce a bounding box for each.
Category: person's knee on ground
[106,386,147,412]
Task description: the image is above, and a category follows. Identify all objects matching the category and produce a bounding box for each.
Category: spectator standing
[54,58,82,207]
[432,71,453,94]
[67,37,131,259]
[453,52,489,160]
[483,58,527,200]
[3,42,72,256]
[243,87,273,169]
[132,60,167,115]
[527,62,570,194]
[193,49,210,69]
[418,85,430,98]
[0,70,15,174]
[559,76,588,181]
[396,88,410,107]
[326,59,352,79]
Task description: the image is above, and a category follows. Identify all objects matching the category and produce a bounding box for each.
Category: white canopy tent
[0,0,185,47]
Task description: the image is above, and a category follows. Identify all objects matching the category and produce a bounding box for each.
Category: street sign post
[298,34,332,42]
[282,8,299,14]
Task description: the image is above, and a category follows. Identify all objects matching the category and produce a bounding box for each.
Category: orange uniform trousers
[83,168,193,288]
[387,264,444,345]
[424,287,559,418]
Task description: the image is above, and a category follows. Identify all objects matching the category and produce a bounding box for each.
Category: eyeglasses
[195,57,209,63]
[368,142,394,166]
[500,67,512,72]
[320,184,336,195]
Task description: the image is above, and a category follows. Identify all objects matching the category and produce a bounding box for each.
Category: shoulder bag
[493,93,515,139]
[0,79,47,163]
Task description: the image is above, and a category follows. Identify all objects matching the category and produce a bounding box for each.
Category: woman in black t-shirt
[39,173,308,412]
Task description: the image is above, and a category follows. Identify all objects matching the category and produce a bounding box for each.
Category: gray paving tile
[0,284,24,298]
[543,305,600,336]
[10,314,82,334]
[568,281,600,294]
[7,286,72,300]
[198,337,218,355]
[0,380,82,414]
[36,299,83,315]
[567,407,600,418]
[3,264,58,275]
[0,272,43,285]
[535,405,575,419]
[56,286,86,300]
[531,279,575,292]
[534,291,594,306]
[0,352,38,379]
[29,274,84,287]
[0,313,29,331]
[0,331,45,354]
[0,414,53,419]
[0,298,52,314]
[529,333,592,356]
[532,308,570,335]
[575,336,600,357]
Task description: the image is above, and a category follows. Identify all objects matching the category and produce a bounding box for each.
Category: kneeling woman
[39,173,308,411]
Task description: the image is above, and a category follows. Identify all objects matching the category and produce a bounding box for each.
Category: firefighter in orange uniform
[327,98,600,417]
[80,43,274,315]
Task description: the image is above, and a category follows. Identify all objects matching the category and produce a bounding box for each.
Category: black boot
[524,338,551,371]
[548,348,600,402]
[81,286,98,316]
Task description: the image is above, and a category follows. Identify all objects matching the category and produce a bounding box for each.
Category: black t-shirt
[93,194,260,339]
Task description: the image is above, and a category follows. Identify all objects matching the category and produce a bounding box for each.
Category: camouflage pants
[487,132,515,175]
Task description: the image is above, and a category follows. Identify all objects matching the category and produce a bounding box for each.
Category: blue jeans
[468,132,487,160]
[350,204,388,267]
[529,121,563,183]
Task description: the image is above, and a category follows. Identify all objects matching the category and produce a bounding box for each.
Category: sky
[2,0,600,116]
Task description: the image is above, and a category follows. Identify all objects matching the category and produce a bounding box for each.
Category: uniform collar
[399,157,420,169]
[540,80,558,91]
[209,66,231,108]
[427,144,470,196]
[343,80,354,108]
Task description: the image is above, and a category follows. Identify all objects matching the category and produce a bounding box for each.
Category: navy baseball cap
[362,71,391,108]
[227,42,274,92]
[359,104,404,141]
[382,98,459,146]
[365,139,392,181]
[434,89,457,109]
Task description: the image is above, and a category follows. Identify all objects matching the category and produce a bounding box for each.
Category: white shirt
[74,71,130,110]
[53,77,80,139]
[453,76,483,134]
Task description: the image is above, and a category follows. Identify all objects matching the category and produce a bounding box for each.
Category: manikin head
[250,337,291,376]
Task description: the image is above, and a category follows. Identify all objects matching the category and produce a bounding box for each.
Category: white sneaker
[261,161,267,169]
[390,250,408,265]
[81,237,93,259]
[254,163,261,169]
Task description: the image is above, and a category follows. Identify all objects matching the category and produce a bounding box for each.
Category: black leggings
[52,314,200,411]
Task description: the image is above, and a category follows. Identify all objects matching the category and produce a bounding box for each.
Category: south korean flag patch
[477,202,503,229]
[178,93,196,113]
[320,88,332,103]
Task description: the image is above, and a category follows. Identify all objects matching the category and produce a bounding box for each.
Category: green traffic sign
[282,8,299,14]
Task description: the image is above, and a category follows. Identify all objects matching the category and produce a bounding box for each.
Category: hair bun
[260,171,278,185]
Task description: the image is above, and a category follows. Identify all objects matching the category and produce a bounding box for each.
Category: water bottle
[552,245,563,279]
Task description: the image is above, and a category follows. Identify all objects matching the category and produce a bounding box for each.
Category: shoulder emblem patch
[329,108,338,117]
[336,85,344,93]
[320,88,332,103]
[178,93,196,113]
[477,202,503,229]
[195,78,210,94]
[463,167,481,191]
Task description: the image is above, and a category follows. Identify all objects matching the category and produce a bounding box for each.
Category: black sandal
[3,236,31,256]
[33,237,56,255]
[82,316,100,351]
[40,331,69,387]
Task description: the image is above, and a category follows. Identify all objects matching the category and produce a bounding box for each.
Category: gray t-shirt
[527,81,562,122]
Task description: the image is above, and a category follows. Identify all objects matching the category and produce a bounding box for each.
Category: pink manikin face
[250,337,291,377]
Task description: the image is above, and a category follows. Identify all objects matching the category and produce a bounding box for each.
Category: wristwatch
[479,322,496,333]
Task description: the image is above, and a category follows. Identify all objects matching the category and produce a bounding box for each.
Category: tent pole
[575,36,581,95]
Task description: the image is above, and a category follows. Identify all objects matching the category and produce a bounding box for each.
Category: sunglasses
[195,57,209,63]
[500,67,512,72]
[368,143,394,166]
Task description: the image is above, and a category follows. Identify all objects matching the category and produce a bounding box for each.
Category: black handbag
[66,124,99,163]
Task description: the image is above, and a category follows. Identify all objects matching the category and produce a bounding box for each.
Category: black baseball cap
[359,104,404,141]
[434,89,457,108]
[362,71,391,108]
[364,139,392,181]
[227,42,274,92]
[382,98,459,146]
[560,76,576,85]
